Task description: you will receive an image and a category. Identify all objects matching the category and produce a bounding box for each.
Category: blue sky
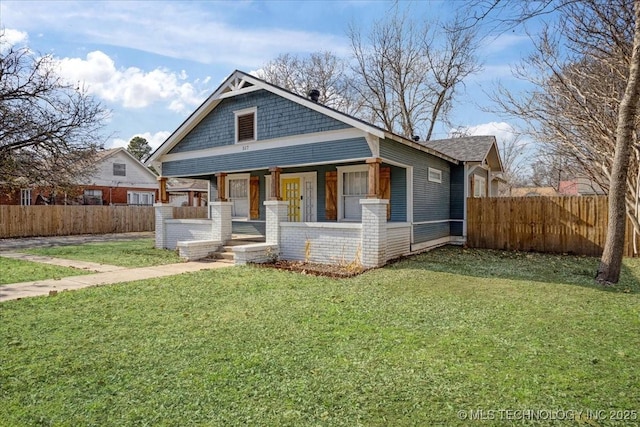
[1,0,538,156]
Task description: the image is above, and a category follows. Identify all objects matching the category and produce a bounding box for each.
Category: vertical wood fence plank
[0,205,164,238]
[467,196,635,257]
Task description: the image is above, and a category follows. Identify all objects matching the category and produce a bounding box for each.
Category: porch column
[216,173,227,201]
[360,198,388,268]
[211,201,233,243]
[269,167,282,200]
[265,200,288,246]
[366,157,382,198]
[158,176,169,203]
[154,202,174,249]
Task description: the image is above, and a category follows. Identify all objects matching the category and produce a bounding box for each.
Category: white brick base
[154,203,174,249]
[360,199,388,268]
[177,239,221,261]
[233,243,279,265]
[280,222,362,265]
[211,202,233,243]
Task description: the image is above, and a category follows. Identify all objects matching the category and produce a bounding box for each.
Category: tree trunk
[596,0,640,284]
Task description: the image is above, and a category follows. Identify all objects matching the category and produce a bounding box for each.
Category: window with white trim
[338,165,369,221]
[235,107,256,143]
[474,175,486,198]
[20,189,31,206]
[83,189,103,205]
[127,191,155,206]
[428,167,442,183]
[226,174,250,218]
[113,163,126,176]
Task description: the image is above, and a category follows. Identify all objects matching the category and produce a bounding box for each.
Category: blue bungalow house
[147,70,503,267]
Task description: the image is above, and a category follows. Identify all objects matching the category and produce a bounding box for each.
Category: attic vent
[235,107,257,143]
[308,89,320,102]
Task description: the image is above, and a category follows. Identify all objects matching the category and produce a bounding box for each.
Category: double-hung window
[338,166,369,221]
[83,189,103,205]
[127,191,155,206]
[113,163,126,176]
[20,189,31,206]
[226,174,250,218]
[473,175,487,198]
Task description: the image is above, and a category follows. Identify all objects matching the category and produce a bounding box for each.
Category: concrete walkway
[0,233,232,303]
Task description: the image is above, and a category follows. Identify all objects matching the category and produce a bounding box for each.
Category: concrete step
[224,238,265,247]
[217,252,235,261]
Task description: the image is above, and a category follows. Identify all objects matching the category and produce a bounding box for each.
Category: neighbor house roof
[419,136,503,171]
[510,186,559,197]
[95,147,159,181]
[147,70,459,166]
[167,178,209,192]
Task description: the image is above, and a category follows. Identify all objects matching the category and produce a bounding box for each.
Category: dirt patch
[253,260,368,278]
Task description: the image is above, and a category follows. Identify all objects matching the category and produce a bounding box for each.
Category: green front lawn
[23,238,182,268]
[0,257,90,285]
[1,247,639,426]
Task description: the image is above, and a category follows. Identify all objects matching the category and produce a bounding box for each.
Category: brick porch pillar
[211,201,233,243]
[264,200,288,245]
[360,198,388,267]
[154,203,173,249]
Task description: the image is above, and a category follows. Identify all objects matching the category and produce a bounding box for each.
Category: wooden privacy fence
[467,196,637,257]
[172,206,208,219]
[0,205,210,239]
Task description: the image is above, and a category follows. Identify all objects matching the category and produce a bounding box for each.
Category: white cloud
[2,1,350,68]
[110,131,171,151]
[1,28,28,47]
[481,33,530,55]
[457,121,519,143]
[54,51,209,112]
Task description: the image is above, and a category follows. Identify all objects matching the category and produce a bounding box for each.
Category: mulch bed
[252,260,368,278]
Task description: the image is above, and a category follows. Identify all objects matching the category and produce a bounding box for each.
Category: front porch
[155,156,416,267]
[155,197,406,267]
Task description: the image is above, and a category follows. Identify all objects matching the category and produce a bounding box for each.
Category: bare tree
[258,51,361,115]
[472,0,640,283]
[0,33,108,192]
[599,0,640,283]
[259,11,480,141]
[348,12,481,140]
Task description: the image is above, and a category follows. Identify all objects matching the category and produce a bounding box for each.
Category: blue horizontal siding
[450,221,463,236]
[169,90,351,154]
[414,222,450,244]
[380,139,452,223]
[389,165,406,221]
[163,137,371,176]
[450,164,464,221]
